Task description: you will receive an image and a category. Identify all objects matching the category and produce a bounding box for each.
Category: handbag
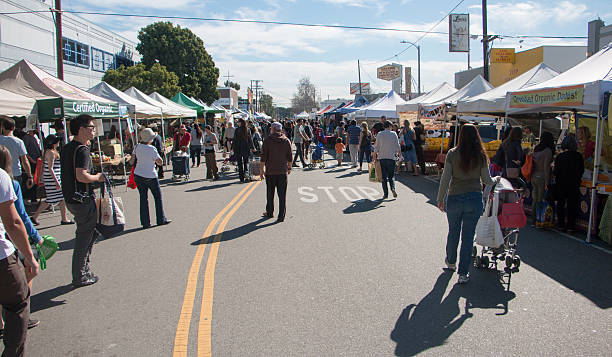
[33,157,43,187]
[374,160,383,182]
[96,174,125,239]
[127,167,137,189]
[498,200,527,228]
[475,193,504,248]
[535,200,555,228]
[369,162,377,182]
[521,154,533,181]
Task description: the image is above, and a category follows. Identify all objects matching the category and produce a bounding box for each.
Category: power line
[415,0,466,44]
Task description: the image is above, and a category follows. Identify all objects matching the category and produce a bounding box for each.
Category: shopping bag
[475,193,504,248]
[375,161,382,182]
[33,158,43,187]
[521,154,533,181]
[127,167,137,189]
[35,235,59,270]
[369,163,377,182]
[96,175,125,239]
[535,200,554,228]
[498,200,527,228]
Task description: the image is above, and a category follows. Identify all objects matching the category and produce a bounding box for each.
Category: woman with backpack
[358,122,372,173]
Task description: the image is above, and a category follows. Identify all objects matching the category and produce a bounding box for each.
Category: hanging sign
[449,14,469,52]
[418,104,447,120]
[377,65,401,81]
[509,85,585,108]
[350,82,371,94]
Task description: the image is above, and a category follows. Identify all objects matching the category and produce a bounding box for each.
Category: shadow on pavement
[394,174,439,206]
[185,182,234,192]
[31,284,73,313]
[343,199,384,214]
[336,171,361,179]
[391,270,515,356]
[190,217,277,245]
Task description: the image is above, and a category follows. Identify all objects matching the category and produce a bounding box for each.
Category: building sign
[377,65,401,81]
[490,48,515,63]
[509,85,584,108]
[449,14,469,52]
[350,83,371,94]
[217,98,231,106]
[418,104,447,120]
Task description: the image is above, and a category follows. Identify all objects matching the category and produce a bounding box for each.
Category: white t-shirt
[293,125,305,143]
[0,135,27,176]
[0,168,18,260]
[190,127,204,146]
[134,144,161,179]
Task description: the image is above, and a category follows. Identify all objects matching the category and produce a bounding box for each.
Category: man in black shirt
[150,125,165,179]
[61,114,105,288]
[372,115,386,135]
[413,121,426,175]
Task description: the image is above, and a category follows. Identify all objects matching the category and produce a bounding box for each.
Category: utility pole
[223,70,234,86]
[251,80,263,112]
[54,0,64,80]
[482,0,489,81]
[357,60,362,96]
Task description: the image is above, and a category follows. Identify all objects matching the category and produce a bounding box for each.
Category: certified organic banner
[509,85,584,108]
[418,104,447,120]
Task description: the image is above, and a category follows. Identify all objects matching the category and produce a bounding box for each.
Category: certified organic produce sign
[72,102,115,115]
[509,85,584,108]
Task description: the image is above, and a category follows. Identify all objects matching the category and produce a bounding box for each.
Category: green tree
[136,22,220,103]
[224,81,240,91]
[102,63,181,98]
[260,94,274,116]
[291,77,318,114]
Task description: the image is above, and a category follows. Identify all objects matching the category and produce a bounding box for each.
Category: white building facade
[0,0,139,90]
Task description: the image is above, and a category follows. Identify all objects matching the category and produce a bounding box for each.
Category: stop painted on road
[298,186,381,203]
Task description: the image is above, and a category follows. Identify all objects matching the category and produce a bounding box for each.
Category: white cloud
[75,0,198,10]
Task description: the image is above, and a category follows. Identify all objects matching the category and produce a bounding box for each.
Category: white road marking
[298,187,318,203]
[317,186,338,203]
[298,186,381,203]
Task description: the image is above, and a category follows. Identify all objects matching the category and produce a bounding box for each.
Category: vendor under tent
[458,63,559,115]
[171,92,206,117]
[352,90,407,121]
[149,92,198,118]
[397,82,457,112]
[0,89,36,116]
[507,43,612,243]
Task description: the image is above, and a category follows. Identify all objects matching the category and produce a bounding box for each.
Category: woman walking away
[400,120,419,175]
[190,123,204,168]
[358,122,372,172]
[232,119,254,182]
[203,125,219,180]
[531,131,555,225]
[129,128,171,229]
[553,135,584,233]
[502,127,525,187]
[31,134,73,225]
[437,124,494,284]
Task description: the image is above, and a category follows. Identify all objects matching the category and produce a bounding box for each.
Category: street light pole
[400,41,421,95]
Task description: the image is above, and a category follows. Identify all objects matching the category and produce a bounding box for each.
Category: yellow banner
[490,48,515,63]
[509,85,584,108]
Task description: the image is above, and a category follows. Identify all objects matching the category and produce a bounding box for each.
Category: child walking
[335,137,345,166]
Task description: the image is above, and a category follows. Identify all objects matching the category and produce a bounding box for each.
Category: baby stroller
[307,142,325,169]
[473,177,527,287]
[171,152,190,181]
[245,156,261,181]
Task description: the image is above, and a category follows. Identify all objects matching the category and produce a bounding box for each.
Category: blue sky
[65,0,611,106]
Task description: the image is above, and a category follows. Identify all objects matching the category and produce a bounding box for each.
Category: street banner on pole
[449,14,469,52]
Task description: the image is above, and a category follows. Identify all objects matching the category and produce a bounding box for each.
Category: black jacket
[553,150,584,191]
[232,126,254,154]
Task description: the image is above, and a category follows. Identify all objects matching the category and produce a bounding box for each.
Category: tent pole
[586,111,604,243]
[96,135,104,174]
[538,120,543,141]
[440,113,447,154]
[117,115,128,191]
[160,112,167,169]
[62,117,68,144]
[134,114,139,145]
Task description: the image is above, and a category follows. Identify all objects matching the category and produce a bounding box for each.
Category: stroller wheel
[480,256,490,269]
[505,256,513,268]
[513,256,521,268]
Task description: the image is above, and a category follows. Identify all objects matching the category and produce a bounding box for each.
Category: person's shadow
[390,270,515,356]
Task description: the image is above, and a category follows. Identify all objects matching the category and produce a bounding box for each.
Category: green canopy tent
[171,92,205,118]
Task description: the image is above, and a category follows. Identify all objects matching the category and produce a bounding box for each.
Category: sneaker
[28,319,40,329]
[392,189,397,198]
[382,194,388,199]
[445,258,456,271]
[458,274,470,284]
[73,274,99,288]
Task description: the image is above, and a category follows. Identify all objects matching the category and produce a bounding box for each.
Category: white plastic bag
[475,192,504,248]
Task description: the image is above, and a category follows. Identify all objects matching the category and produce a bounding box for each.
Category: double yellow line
[173,180,262,357]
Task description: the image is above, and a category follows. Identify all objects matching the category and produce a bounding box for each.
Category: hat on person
[140,128,156,143]
[271,122,282,131]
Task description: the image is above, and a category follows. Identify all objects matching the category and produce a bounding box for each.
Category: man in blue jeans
[374,121,402,199]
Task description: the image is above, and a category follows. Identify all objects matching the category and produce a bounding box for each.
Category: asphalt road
[23,150,612,356]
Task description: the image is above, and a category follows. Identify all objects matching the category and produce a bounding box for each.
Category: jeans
[190,145,202,166]
[349,144,359,166]
[66,200,99,283]
[379,159,396,196]
[445,192,483,276]
[358,147,372,168]
[236,152,250,181]
[531,176,546,219]
[556,186,579,230]
[0,253,30,357]
[133,175,167,226]
[265,174,288,219]
[293,142,306,166]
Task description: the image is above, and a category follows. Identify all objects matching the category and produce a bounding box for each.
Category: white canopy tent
[0,89,36,116]
[428,75,493,108]
[295,111,309,119]
[457,63,559,115]
[397,82,457,112]
[507,43,612,243]
[353,90,407,119]
[88,82,162,117]
[149,92,198,118]
[124,87,184,118]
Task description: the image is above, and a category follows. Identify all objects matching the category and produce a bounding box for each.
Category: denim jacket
[12,180,42,244]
